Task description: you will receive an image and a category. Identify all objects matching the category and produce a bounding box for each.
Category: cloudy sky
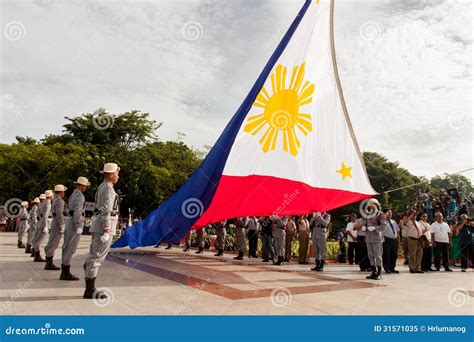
[1,0,472,183]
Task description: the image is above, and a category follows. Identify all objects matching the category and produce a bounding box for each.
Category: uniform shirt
[19,207,29,221]
[431,221,451,243]
[51,195,66,229]
[90,181,119,235]
[382,219,400,239]
[346,222,357,242]
[272,216,287,230]
[29,205,38,228]
[37,199,51,230]
[418,220,431,240]
[298,219,309,232]
[286,219,296,233]
[364,212,386,243]
[310,213,331,239]
[67,189,85,230]
[402,219,421,239]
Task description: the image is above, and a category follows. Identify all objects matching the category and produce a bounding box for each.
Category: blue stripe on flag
[113,0,312,249]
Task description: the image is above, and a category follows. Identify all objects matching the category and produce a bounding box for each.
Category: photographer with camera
[456,214,474,272]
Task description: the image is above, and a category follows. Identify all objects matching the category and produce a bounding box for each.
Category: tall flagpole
[329,0,376,193]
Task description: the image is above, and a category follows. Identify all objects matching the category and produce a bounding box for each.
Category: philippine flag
[113,0,377,249]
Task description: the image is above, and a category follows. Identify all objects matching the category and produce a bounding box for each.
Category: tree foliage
[0,110,472,223]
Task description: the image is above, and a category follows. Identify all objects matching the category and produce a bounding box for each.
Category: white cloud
[1,0,472,181]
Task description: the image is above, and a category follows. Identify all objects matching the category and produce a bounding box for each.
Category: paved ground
[0,232,472,315]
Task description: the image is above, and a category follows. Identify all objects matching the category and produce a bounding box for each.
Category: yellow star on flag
[336,162,352,180]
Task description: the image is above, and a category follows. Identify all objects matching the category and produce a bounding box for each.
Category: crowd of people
[4,172,473,301]
[162,194,473,280]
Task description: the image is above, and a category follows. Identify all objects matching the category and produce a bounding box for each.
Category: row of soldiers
[15,162,121,299]
[180,199,387,279]
[181,210,333,269]
[161,213,329,269]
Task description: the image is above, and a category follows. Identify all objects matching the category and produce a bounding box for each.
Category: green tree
[62,108,162,148]
[430,173,473,196]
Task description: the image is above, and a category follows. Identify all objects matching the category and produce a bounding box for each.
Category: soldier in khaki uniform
[272,215,287,265]
[354,199,386,280]
[284,216,296,262]
[30,194,45,257]
[234,217,247,260]
[214,220,227,256]
[310,212,331,272]
[183,231,191,252]
[61,177,90,281]
[83,163,120,299]
[195,227,206,254]
[17,201,29,248]
[44,185,68,270]
[32,190,53,262]
[26,198,40,254]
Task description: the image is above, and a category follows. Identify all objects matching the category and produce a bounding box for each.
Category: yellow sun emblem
[243,62,315,156]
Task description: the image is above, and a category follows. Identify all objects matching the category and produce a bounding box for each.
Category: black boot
[60,265,80,281]
[83,278,107,299]
[366,266,377,279]
[44,256,60,270]
[317,260,325,272]
[33,251,45,262]
[165,243,172,250]
[195,247,204,254]
[183,244,190,252]
[273,256,283,265]
[17,240,25,248]
[214,249,223,256]
[311,260,321,271]
[25,244,31,253]
[374,266,382,280]
[30,247,35,257]
[234,251,244,260]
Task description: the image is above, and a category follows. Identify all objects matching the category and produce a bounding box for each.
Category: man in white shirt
[430,212,453,272]
[345,214,358,265]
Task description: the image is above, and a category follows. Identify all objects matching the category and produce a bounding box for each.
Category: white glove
[76,227,83,235]
[367,226,376,232]
[100,232,110,243]
[43,227,48,234]
[60,225,65,233]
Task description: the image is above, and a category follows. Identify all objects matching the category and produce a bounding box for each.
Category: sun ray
[298,84,315,106]
[255,93,269,106]
[291,62,306,93]
[271,73,277,95]
[275,65,282,93]
[261,86,270,100]
[283,129,289,152]
[259,126,272,147]
[246,113,265,122]
[289,65,299,89]
[296,117,312,134]
[287,128,298,156]
[244,115,267,134]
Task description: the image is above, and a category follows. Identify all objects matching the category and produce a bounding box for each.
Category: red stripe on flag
[192,174,372,228]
